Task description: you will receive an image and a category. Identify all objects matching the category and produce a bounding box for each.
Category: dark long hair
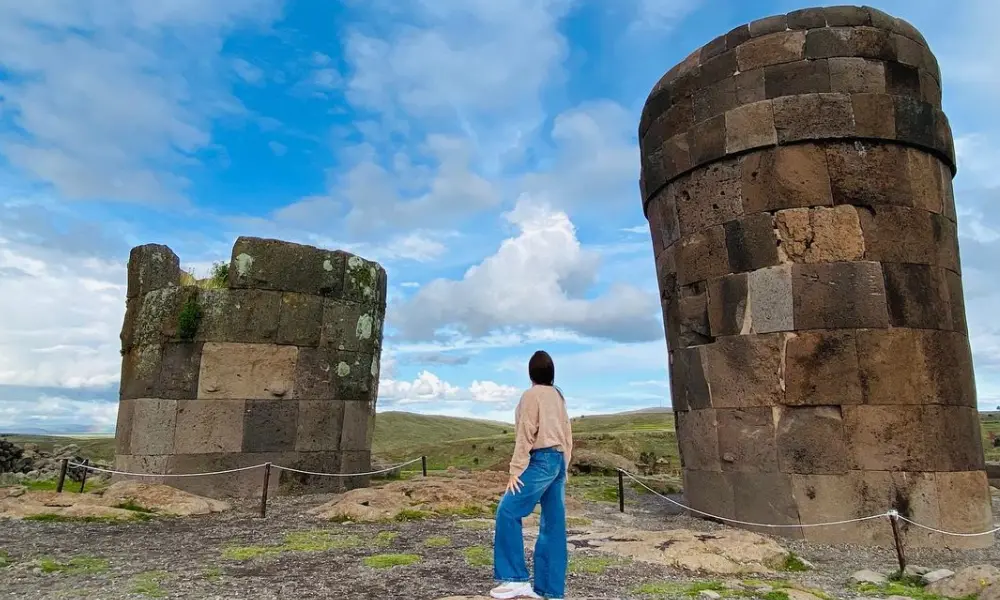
[528,350,564,401]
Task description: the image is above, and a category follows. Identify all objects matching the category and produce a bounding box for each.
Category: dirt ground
[0,482,997,600]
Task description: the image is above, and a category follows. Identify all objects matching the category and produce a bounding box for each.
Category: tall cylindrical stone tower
[115,237,386,498]
[640,6,992,548]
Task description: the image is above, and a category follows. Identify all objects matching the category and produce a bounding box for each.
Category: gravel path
[0,485,997,600]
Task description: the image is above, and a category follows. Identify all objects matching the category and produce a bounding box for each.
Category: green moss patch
[38,556,109,575]
[781,553,810,572]
[129,571,168,598]
[222,530,360,560]
[456,519,493,530]
[394,509,434,522]
[568,555,622,575]
[0,551,11,568]
[363,553,421,569]
[220,545,280,561]
[374,531,398,547]
[423,536,451,548]
[463,546,492,568]
[114,499,157,514]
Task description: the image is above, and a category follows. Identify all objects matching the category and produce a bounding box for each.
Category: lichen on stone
[356,314,373,339]
[235,253,254,277]
[337,362,351,377]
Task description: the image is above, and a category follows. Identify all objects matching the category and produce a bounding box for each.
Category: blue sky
[1,0,999,433]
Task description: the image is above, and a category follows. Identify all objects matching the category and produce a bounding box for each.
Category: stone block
[115,399,135,455]
[741,144,833,213]
[882,263,954,330]
[725,100,777,154]
[197,342,298,400]
[676,160,743,235]
[856,329,976,407]
[683,469,735,522]
[786,8,826,29]
[928,406,986,472]
[704,334,784,408]
[173,399,246,454]
[694,78,737,123]
[894,96,935,148]
[129,398,178,456]
[776,406,849,474]
[934,471,993,549]
[783,330,863,406]
[132,287,197,347]
[717,408,777,472]
[293,347,337,400]
[641,97,694,157]
[341,400,375,452]
[858,207,958,271]
[321,299,383,354]
[791,262,889,329]
[804,27,896,61]
[826,141,912,208]
[296,400,345,452]
[165,452,279,498]
[229,236,349,298]
[677,286,712,347]
[277,452,350,494]
[747,265,794,333]
[933,108,956,168]
[120,297,142,353]
[724,212,780,272]
[885,61,921,98]
[330,351,377,402]
[920,69,941,106]
[843,405,938,471]
[277,293,323,347]
[642,134,692,193]
[697,50,737,88]
[127,244,180,299]
[197,288,282,344]
[701,34,727,61]
[775,206,865,263]
[749,14,787,38]
[772,93,854,143]
[736,31,806,72]
[343,254,388,306]
[726,24,751,49]
[689,114,726,165]
[114,455,169,485]
[728,471,802,536]
[242,399,299,453]
[707,273,748,337]
[670,347,711,411]
[676,409,721,471]
[647,186,681,254]
[906,149,948,214]
[851,93,896,138]
[792,473,883,544]
[829,57,885,94]
[734,69,766,104]
[945,270,968,333]
[764,59,831,99]
[675,226,729,285]
[823,6,872,27]
[154,342,202,399]
[120,344,162,401]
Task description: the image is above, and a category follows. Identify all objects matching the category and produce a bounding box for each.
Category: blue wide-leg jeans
[493,448,567,598]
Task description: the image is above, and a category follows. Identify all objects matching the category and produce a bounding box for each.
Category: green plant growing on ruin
[423,536,451,547]
[130,571,168,598]
[177,294,202,341]
[363,553,420,569]
[38,556,109,575]
[209,262,229,288]
[463,546,492,567]
[780,552,810,572]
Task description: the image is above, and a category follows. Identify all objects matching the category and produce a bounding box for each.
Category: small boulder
[927,565,1000,599]
[699,591,722,599]
[904,565,931,577]
[851,569,888,584]
[922,569,955,584]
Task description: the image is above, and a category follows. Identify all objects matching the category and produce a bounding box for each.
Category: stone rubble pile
[0,439,104,483]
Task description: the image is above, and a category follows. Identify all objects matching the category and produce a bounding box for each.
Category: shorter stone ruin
[115,236,386,498]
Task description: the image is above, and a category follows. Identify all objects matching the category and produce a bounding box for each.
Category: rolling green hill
[4,408,999,473]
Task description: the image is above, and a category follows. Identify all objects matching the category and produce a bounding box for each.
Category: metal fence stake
[888,510,907,573]
[259,463,272,518]
[421,456,428,477]
[56,459,68,493]
[78,459,89,493]
[618,469,625,513]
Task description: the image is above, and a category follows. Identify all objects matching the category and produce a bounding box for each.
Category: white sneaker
[489,581,541,599]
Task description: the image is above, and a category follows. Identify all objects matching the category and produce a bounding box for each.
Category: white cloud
[0,393,118,433]
[0,0,283,204]
[379,370,520,406]
[630,0,704,33]
[268,141,288,156]
[392,198,662,343]
[232,58,266,85]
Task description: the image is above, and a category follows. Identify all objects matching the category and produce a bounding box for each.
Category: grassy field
[4,409,999,470]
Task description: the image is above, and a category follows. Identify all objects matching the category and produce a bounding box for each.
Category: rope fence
[51,458,997,570]
[617,468,1000,573]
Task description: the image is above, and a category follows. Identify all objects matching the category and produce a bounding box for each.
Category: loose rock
[851,569,888,584]
[922,568,956,584]
[927,565,1000,598]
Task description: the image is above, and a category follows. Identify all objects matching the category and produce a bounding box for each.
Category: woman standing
[490,350,573,600]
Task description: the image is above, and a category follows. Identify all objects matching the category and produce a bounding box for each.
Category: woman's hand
[506,475,523,495]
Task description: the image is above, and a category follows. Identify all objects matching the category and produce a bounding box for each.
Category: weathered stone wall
[114,237,386,498]
[640,6,992,548]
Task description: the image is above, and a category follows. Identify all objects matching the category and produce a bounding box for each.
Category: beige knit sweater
[508,384,573,477]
